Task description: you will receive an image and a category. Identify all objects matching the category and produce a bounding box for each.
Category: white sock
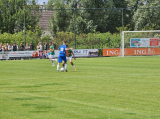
[57,64,59,70]
[50,60,54,65]
[51,59,57,61]
[72,65,75,69]
[65,64,67,70]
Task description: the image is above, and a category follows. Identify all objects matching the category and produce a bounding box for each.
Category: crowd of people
[0,40,76,71]
[0,42,34,52]
[0,41,56,52]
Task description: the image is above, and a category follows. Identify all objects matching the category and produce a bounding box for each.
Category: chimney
[43,2,46,10]
[77,4,81,9]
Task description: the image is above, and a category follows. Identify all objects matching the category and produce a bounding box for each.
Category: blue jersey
[59,45,67,55]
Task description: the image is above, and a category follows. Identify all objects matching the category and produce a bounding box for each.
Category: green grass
[0,57,160,119]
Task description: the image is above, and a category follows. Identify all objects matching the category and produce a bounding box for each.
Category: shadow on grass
[125,112,136,115]
[69,70,81,72]
[19,83,65,88]
[13,96,51,101]
[0,83,10,85]
[151,115,160,118]
[22,104,56,109]
[29,111,48,113]
[4,91,23,93]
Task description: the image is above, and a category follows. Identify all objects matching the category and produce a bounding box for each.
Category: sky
[38,0,48,5]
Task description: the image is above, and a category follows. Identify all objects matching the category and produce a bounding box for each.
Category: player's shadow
[69,70,80,72]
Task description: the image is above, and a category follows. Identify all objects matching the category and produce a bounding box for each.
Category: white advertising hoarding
[9,51,39,58]
[54,49,98,57]
[72,49,98,57]
[0,53,9,60]
[0,49,98,59]
[130,38,159,47]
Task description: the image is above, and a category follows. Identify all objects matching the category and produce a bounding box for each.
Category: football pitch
[0,57,160,119]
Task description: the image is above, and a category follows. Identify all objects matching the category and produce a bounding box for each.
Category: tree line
[0,0,160,49]
[47,0,160,34]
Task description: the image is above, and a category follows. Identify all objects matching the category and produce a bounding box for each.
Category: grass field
[0,57,160,119]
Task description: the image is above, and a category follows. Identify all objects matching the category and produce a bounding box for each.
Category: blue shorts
[58,55,67,63]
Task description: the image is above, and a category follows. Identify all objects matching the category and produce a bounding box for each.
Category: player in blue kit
[57,40,72,72]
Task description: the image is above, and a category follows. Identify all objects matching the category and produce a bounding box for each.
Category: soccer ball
[60,68,64,72]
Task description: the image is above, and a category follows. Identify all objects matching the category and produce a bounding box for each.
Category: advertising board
[103,48,160,56]
[0,53,9,60]
[130,38,159,47]
[9,51,39,58]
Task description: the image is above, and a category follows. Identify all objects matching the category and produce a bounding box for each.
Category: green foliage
[0,25,49,50]
[128,0,160,30]
[0,0,41,34]
[52,31,121,49]
[48,0,126,35]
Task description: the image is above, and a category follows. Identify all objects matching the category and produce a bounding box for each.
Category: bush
[53,31,121,49]
[0,31,121,50]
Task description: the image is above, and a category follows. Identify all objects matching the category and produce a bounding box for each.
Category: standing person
[12,42,18,51]
[0,44,2,52]
[57,41,72,72]
[30,43,34,50]
[39,42,43,59]
[52,41,56,50]
[9,44,12,51]
[19,43,24,51]
[37,43,40,50]
[25,42,30,50]
[1,46,5,52]
[4,45,8,51]
[44,42,48,51]
[39,42,43,51]
[49,42,57,66]
[7,43,10,51]
[6,43,9,51]
[8,44,12,51]
[62,45,76,70]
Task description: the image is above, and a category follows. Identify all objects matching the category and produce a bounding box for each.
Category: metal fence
[23,8,123,49]
[1,7,160,50]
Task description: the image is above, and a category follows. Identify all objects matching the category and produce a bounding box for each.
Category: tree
[0,0,40,34]
[47,0,132,34]
[131,0,160,30]
[48,0,72,35]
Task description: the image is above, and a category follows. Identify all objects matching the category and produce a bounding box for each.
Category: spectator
[52,41,56,50]
[25,42,30,50]
[39,42,43,51]
[6,43,9,51]
[4,45,7,51]
[19,43,24,51]
[8,44,12,51]
[0,44,2,52]
[44,42,48,50]
[37,43,40,50]
[1,46,5,52]
[12,42,18,51]
[30,43,34,50]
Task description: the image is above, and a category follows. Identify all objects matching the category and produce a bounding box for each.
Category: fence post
[74,8,76,49]
[24,9,26,50]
